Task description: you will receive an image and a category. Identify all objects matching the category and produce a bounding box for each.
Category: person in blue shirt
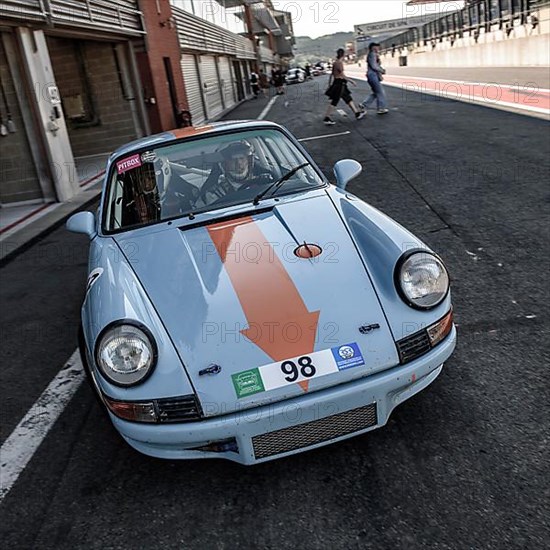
[361,43,389,115]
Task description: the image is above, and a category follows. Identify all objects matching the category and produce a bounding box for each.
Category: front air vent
[252,403,378,459]
[155,395,201,423]
[396,330,432,364]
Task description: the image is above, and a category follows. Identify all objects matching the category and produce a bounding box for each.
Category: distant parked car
[313,63,327,75]
[285,68,306,84]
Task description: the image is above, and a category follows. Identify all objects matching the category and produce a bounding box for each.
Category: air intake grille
[252,403,377,459]
[397,330,431,364]
[156,396,201,423]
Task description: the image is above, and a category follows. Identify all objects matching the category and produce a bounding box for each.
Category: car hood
[114,193,399,416]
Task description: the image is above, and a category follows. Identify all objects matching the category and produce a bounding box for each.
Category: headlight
[395,250,450,309]
[95,323,157,386]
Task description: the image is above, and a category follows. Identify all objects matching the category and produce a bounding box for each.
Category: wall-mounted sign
[354,12,446,36]
[47,85,61,105]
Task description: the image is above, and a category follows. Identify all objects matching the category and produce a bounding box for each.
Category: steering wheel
[209,173,274,207]
[241,173,273,190]
[207,173,273,206]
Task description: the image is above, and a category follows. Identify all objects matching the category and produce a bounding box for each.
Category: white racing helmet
[153,155,171,194]
[220,141,254,181]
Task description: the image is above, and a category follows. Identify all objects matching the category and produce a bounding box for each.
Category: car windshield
[103,128,324,232]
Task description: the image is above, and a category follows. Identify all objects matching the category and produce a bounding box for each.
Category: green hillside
[293,32,354,64]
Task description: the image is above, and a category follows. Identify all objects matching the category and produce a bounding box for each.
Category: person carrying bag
[323,48,365,125]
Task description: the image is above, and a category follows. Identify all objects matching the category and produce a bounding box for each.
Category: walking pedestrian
[323,48,365,125]
[259,69,269,98]
[176,109,193,128]
[271,68,277,94]
[250,70,260,98]
[272,66,285,95]
[361,43,389,115]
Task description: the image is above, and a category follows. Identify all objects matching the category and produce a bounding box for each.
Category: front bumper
[111,326,456,464]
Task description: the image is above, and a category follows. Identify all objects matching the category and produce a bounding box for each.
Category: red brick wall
[138,0,188,133]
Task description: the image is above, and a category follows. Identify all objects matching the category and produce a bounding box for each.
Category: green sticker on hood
[232,368,265,399]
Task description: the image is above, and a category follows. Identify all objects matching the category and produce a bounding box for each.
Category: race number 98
[280,356,316,382]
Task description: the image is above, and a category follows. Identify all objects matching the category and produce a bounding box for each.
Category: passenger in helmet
[125,165,161,225]
[201,140,274,205]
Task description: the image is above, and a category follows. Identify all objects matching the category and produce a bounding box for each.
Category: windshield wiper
[253,162,311,205]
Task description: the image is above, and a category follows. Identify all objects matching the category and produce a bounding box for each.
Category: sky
[274,0,465,38]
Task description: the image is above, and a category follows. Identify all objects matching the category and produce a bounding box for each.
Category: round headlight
[396,250,450,309]
[95,323,157,386]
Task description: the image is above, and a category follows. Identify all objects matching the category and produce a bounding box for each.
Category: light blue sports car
[67,121,456,464]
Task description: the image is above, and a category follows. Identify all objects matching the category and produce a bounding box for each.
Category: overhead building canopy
[232,1,282,36]
[218,0,267,8]
[251,3,282,35]
[0,0,144,35]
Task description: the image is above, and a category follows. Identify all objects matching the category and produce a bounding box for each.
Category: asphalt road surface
[1,77,549,549]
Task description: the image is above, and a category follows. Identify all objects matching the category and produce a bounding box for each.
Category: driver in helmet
[202,140,273,205]
[223,141,254,182]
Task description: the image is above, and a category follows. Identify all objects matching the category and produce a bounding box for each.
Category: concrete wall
[382,7,550,68]
[0,34,42,204]
[47,36,138,158]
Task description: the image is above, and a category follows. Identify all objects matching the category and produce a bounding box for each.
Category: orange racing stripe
[170,125,214,139]
[207,216,320,392]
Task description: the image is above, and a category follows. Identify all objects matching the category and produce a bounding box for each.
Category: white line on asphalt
[378,74,550,94]
[350,73,549,118]
[347,70,550,93]
[299,131,352,142]
[380,80,550,117]
[0,349,84,503]
[257,96,278,120]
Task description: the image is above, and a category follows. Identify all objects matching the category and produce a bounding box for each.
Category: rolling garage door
[180,54,205,125]
[199,55,223,120]
[217,56,236,111]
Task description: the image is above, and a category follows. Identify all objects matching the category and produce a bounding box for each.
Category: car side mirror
[66,211,97,239]
[333,159,362,190]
